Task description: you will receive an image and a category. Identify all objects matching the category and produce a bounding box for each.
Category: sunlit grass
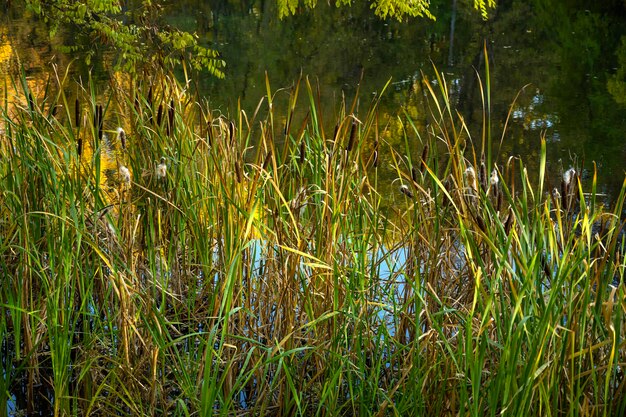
[0,64,624,417]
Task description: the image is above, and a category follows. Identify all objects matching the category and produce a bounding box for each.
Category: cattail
[479,160,487,192]
[561,167,576,210]
[28,93,35,111]
[235,159,242,183]
[207,121,213,147]
[262,152,272,171]
[475,213,486,232]
[551,188,561,209]
[504,209,514,235]
[117,127,126,150]
[93,107,98,137]
[167,99,175,136]
[419,143,429,173]
[400,184,414,199]
[119,165,131,185]
[332,123,339,142]
[563,167,576,187]
[229,121,235,146]
[299,139,306,165]
[156,104,163,127]
[77,137,83,158]
[411,167,418,183]
[75,98,80,128]
[465,166,477,192]
[95,104,103,140]
[156,157,167,180]
[489,168,499,199]
[346,119,357,152]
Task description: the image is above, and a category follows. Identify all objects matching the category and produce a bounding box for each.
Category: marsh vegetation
[0,61,624,416]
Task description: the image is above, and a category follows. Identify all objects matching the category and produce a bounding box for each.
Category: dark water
[1,0,625,201]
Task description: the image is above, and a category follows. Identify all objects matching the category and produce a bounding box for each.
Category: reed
[0,66,624,417]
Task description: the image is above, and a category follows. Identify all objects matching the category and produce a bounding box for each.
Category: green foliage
[21,0,225,76]
[1,59,624,415]
[608,37,626,105]
[276,0,496,20]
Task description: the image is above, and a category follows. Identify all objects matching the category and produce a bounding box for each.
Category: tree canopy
[276,0,496,20]
[18,0,496,75]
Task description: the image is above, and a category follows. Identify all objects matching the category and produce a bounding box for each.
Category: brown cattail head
[28,93,35,111]
[299,139,306,165]
[400,184,414,199]
[479,160,487,192]
[117,127,126,150]
[504,208,514,235]
[235,159,242,183]
[419,143,429,173]
[75,98,80,128]
[411,167,418,183]
[207,120,213,147]
[229,121,236,146]
[262,151,272,171]
[167,99,175,136]
[156,104,163,127]
[77,137,83,158]
[346,118,357,152]
[94,104,103,140]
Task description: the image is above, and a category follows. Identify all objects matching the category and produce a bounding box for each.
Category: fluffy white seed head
[117,127,126,148]
[119,165,131,185]
[563,168,576,186]
[156,157,167,180]
[490,168,499,186]
[465,166,477,190]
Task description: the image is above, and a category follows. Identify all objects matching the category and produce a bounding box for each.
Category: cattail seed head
[346,118,357,152]
[117,127,126,150]
[156,157,167,180]
[563,168,576,187]
[400,184,414,199]
[157,104,163,127]
[168,99,175,136]
[75,98,80,128]
[490,168,499,186]
[465,166,477,191]
[479,161,487,191]
[119,165,131,185]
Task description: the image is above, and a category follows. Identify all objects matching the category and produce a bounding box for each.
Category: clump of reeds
[0,64,624,417]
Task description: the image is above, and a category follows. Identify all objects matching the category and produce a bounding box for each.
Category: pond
[1,0,625,201]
